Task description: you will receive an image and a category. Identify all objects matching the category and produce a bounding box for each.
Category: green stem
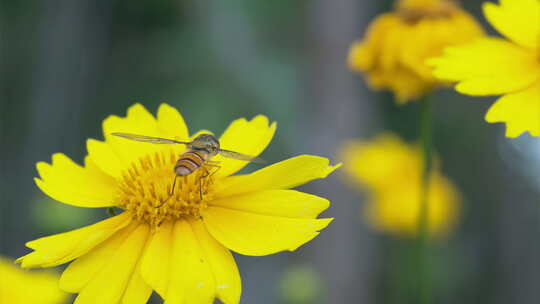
[417,96,433,304]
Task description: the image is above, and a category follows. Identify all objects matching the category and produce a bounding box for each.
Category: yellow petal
[485,82,540,137]
[59,222,136,292]
[121,248,153,304]
[210,190,329,219]
[340,134,422,190]
[379,17,407,71]
[215,115,276,177]
[430,38,539,95]
[157,103,190,141]
[102,104,164,169]
[483,0,540,50]
[190,219,241,304]
[165,220,216,304]
[90,104,187,178]
[0,257,67,304]
[34,154,117,207]
[140,221,174,297]
[141,220,220,304]
[104,104,158,140]
[348,14,401,71]
[86,138,124,178]
[74,224,150,304]
[402,12,484,80]
[348,41,370,71]
[364,173,459,238]
[366,66,434,104]
[142,221,241,304]
[17,212,131,268]
[216,155,341,198]
[202,206,333,256]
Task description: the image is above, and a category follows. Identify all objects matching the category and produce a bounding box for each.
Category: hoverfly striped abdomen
[174,150,208,176]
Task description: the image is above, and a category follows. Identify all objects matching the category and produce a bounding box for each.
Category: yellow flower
[17,103,339,304]
[430,0,540,137]
[349,0,484,103]
[0,256,67,304]
[341,134,460,237]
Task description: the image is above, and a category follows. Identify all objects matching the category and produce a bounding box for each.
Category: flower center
[396,0,458,22]
[116,150,216,227]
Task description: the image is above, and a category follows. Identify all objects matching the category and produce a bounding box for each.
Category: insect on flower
[18,104,338,304]
[112,132,264,205]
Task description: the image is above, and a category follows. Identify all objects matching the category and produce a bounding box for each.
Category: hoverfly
[111,132,264,206]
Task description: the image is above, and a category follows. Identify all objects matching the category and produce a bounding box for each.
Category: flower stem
[417,96,432,304]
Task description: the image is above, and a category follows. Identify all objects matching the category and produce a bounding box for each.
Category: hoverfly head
[191,134,220,156]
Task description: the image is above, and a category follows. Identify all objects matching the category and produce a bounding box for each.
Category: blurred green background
[1,0,539,303]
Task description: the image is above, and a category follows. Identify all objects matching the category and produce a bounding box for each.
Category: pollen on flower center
[116,150,216,227]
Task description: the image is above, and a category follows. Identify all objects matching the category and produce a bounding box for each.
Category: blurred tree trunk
[2,0,112,255]
[304,1,379,303]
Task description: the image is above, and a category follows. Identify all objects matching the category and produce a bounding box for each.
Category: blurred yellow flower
[0,256,67,304]
[341,134,460,237]
[430,0,540,137]
[17,103,338,304]
[349,0,484,103]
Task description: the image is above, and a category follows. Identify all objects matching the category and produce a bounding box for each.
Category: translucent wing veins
[219,149,265,163]
[111,133,190,145]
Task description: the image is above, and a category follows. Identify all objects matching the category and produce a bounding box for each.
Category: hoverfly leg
[156,175,178,208]
[202,164,221,195]
[199,177,203,200]
[155,196,170,208]
[207,164,221,178]
[199,167,211,200]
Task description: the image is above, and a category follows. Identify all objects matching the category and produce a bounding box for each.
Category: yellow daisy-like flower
[430,0,540,137]
[349,0,484,103]
[17,103,338,304]
[0,256,67,304]
[341,134,460,237]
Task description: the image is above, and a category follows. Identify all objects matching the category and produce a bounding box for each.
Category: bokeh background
[1,0,539,303]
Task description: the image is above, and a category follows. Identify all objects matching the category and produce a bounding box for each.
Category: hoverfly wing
[111,133,191,145]
[219,149,265,163]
